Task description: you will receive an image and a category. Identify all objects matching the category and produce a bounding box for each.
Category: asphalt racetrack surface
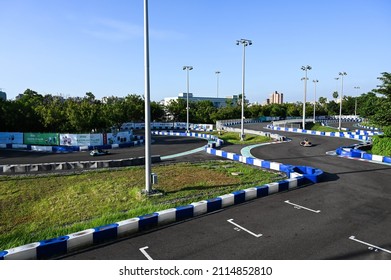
[56,123,391,260]
[2,125,390,259]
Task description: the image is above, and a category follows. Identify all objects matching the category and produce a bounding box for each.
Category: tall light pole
[301,65,312,129]
[143,0,152,194]
[183,66,193,133]
[313,79,319,123]
[215,71,220,98]
[236,39,252,141]
[354,86,360,116]
[334,77,339,101]
[338,72,347,131]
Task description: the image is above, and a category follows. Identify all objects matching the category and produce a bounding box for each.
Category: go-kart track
[0,135,215,166]
[2,123,391,260]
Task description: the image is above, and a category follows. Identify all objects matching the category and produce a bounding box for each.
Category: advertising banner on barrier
[77,134,100,146]
[23,133,59,145]
[120,121,213,130]
[60,134,77,146]
[191,124,213,131]
[0,132,23,144]
[174,122,187,128]
[105,131,133,144]
[151,122,173,128]
[59,134,103,146]
[120,122,134,130]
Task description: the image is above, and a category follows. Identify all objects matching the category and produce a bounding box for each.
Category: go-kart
[90,149,110,156]
[300,140,312,147]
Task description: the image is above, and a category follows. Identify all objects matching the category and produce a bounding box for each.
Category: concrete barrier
[116,218,140,237]
[67,229,95,252]
[1,242,41,260]
[0,156,162,174]
[37,236,69,260]
[93,224,118,244]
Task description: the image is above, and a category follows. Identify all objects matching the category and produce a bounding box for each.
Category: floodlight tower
[143,0,152,194]
[301,65,312,129]
[313,79,319,123]
[215,71,221,98]
[354,86,360,116]
[183,66,193,133]
[338,72,347,131]
[236,39,252,141]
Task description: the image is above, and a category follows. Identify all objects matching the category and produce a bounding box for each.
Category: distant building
[163,93,244,108]
[0,90,6,101]
[266,91,283,104]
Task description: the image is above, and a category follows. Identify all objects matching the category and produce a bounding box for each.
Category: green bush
[382,126,391,137]
[371,135,391,157]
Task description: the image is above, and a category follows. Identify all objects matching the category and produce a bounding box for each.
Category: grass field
[0,160,285,251]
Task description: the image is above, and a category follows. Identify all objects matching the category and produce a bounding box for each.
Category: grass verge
[305,123,340,132]
[0,160,285,250]
[209,131,271,145]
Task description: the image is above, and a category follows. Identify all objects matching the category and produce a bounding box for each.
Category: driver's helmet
[304,138,308,142]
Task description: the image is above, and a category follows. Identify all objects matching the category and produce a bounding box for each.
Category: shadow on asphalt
[326,245,391,260]
[334,166,391,175]
[260,154,330,162]
[320,172,339,182]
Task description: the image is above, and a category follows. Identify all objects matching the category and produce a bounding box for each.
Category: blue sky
[0,0,390,103]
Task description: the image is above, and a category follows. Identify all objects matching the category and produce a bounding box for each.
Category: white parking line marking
[284,200,321,213]
[227,219,262,238]
[349,236,391,254]
[139,246,153,260]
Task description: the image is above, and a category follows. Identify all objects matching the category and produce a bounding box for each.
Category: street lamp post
[215,71,220,98]
[236,39,252,141]
[354,86,360,116]
[313,79,319,123]
[183,66,193,133]
[301,65,312,129]
[338,72,347,131]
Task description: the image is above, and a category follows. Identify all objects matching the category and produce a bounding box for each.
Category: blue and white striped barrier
[205,147,323,184]
[151,131,224,147]
[356,124,380,131]
[336,146,391,164]
[266,125,372,141]
[354,129,382,136]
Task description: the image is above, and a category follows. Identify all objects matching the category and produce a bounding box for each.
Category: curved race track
[0,135,213,166]
[5,124,391,260]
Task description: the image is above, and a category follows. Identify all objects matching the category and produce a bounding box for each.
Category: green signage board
[23,133,59,145]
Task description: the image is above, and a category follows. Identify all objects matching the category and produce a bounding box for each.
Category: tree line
[0,72,389,133]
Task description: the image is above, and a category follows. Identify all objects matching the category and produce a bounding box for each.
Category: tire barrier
[0,155,161,174]
[0,128,324,260]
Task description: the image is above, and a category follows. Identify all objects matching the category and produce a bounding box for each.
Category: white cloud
[80,17,186,42]
[82,18,143,42]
